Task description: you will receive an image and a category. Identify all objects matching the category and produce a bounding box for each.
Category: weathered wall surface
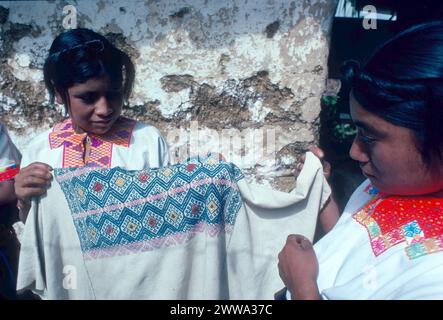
[0,0,337,190]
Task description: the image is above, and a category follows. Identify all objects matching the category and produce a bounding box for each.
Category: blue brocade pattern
[54,154,244,259]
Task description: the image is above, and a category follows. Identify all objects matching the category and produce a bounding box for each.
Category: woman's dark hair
[342,20,443,166]
[43,28,135,108]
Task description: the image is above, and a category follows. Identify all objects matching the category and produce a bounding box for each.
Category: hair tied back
[50,39,105,62]
[341,60,361,83]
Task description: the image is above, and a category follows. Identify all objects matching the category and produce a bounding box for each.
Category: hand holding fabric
[294,146,331,180]
[278,234,321,300]
[14,162,53,222]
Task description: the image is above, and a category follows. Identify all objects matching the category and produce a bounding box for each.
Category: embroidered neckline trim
[48,117,136,149]
[48,117,136,168]
[353,187,443,260]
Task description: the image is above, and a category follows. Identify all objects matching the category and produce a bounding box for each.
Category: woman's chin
[90,122,114,135]
[363,172,377,185]
[366,177,384,193]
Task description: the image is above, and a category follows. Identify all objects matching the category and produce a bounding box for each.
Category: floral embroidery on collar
[363,183,379,195]
[353,188,443,260]
[48,117,136,168]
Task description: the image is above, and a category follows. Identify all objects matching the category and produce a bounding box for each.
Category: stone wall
[0,0,337,190]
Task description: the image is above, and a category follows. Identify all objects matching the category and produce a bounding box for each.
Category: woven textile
[17,152,330,299]
[55,155,244,259]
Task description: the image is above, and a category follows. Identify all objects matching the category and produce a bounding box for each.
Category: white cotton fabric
[313,180,443,300]
[16,152,330,300]
[0,122,21,171]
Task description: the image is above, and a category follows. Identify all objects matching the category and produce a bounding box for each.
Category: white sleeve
[226,152,331,299]
[0,123,21,169]
[129,122,170,169]
[16,198,48,299]
[158,131,170,167]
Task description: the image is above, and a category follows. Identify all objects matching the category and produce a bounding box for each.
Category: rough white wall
[0,0,337,190]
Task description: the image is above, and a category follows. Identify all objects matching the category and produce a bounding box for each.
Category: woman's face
[57,75,124,135]
[349,93,443,196]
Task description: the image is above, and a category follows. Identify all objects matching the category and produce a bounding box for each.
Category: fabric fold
[17,152,330,299]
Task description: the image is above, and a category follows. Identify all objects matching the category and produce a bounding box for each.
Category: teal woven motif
[54,155,244,259]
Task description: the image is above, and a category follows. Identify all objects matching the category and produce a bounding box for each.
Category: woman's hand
[278,234,321,300]
[295,147,339,234]
[294,146,331,179]
[14,162,53,221]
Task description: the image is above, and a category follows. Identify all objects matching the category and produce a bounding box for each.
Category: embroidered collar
[48,117,136,168]
[353,185,443,259]
[49,117,135,149]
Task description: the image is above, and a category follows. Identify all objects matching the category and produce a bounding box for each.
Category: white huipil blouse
[16,152,330,299]
[296,180,443,300]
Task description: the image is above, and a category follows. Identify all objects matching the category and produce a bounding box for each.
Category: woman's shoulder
[132,120,163,134]
[115,118,170,167]
[341,179,373,215]
[20,126,57,167]
[23,127,54,151]
[130,119,166,141]
[21,118,72,154]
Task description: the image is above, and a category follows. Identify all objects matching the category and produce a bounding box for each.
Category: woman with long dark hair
[278,21,443,299]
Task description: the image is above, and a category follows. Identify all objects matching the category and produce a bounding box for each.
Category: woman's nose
[95,96,113,117]
[349,136,370,163]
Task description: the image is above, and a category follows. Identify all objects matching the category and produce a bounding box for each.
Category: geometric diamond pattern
[121,214,142,239]
[165,204,184,229]
[141,210,164,234]
[54,153,245,259]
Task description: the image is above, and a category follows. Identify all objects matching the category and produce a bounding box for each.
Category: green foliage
[321,95,338,106]
[334,123,357,140]
[321,95,356,144]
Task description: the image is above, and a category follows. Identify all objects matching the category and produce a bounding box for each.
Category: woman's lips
[92,118,113,125]
[362,170,375,179]
[359,165,375,178]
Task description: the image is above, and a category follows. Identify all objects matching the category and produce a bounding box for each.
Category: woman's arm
[0,180,16,205]
[319,195,340,234]
[278,234,322,300]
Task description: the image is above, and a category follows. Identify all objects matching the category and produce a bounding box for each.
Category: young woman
[14,28,169,222]
[278,21,443,299]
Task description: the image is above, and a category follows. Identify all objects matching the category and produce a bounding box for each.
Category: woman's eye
[80,95,97,104]
[357,131,376,145]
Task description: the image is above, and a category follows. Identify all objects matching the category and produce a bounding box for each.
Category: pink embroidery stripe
[73,178,238,219]
[83,221,234,260]
[56,167,97,182]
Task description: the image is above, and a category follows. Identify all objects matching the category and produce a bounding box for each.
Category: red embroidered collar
[48,117,136,168]
[353,186,443,259]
